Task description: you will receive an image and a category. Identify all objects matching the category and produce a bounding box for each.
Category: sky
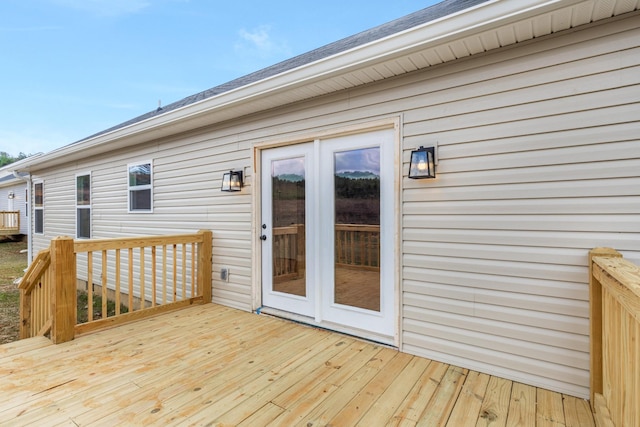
[0,0,440,157]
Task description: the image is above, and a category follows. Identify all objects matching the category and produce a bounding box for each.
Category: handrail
[18,249,52,339]
[74,230,212,337]
[589,248,640,427]
[18,231,212,344]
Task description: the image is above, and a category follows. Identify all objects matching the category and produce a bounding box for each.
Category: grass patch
[0,240,27,285]
[0,239,27,344]
[76,291,129,323]
[0,291,20,304]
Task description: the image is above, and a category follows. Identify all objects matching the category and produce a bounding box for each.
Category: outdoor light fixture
[8,191,15,199]
[408,146,436,179]
[221,170,243,192]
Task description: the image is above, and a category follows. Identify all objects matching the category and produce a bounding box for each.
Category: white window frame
[127,160,153,213]
[33,181,44,234]
[76,172,91,239]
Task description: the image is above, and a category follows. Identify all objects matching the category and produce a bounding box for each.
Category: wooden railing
[273,225,305,279]
[18,249,52,338]
[0,210,20,232]
[589,248,640,427]
[272,224,380,279]
[19,230,212,343]
[335,224,380,270]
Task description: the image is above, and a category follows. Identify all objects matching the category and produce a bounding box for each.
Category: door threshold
[256,306,397,347]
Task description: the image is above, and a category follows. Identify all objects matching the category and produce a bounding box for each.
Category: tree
[0,152,28,167]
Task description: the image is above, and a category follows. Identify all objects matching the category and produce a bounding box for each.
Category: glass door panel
[333,148,381,311]
[271,158,306,297]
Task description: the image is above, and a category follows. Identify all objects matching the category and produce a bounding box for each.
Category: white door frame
[253,119,401,345]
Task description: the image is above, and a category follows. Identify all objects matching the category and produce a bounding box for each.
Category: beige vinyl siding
[31,133,254,311]
[400,15,640,399]
[28,13,639,398]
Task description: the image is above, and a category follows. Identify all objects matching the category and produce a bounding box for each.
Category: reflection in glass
[334,147,381,311]
[271,157,306,297]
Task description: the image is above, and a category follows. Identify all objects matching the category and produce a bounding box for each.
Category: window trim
[76,172,91,239]
[33,181,44,235]
[127,160,153,213]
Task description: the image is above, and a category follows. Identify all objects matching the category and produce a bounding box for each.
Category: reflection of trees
[272,177,304,199]
[334,176,379,199]
[335,177,380,225]
[271,176,380,226]
[273,177,305,227]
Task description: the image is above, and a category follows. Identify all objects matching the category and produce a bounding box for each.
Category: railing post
[588,247,622,406]
[198,230,212,303]
[19,287,32,339]
[50,236,77,344]
[297,224,305,277]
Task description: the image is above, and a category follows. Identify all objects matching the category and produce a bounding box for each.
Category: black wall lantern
[408,146,436,179]
[221,170,243,192]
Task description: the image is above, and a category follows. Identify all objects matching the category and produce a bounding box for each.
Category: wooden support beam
[588,247,622,407]
[50,236,77,344]
[198,230,213,304]
[19,287,32,339]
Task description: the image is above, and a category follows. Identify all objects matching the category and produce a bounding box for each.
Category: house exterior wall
[0,181,28,235]
[29,13,640,398]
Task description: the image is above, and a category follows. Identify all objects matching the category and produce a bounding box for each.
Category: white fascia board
[19,0,586,171]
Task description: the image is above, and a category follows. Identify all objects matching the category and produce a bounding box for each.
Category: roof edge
[17,0,590,171]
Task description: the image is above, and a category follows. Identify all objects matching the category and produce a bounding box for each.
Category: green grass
[76,291,129,323]
[0,239,27,343]
[0,291,19,304]
[0,240,27,285]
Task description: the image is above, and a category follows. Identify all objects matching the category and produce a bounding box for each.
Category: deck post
[588,247,622,406]
[198,230,212,303]
[19,287,32,339]
[50,236,77,344]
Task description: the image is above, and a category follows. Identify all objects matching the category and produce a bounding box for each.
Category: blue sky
[0,0,439,156]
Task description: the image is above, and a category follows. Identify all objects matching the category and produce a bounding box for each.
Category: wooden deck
[0,211,20,235]
[0,304,595,426]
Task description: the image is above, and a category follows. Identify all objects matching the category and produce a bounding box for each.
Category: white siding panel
[403,267,588,300]
[403,306,589,353]
[403,228,640,252]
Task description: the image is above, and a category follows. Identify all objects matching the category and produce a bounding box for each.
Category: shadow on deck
[0,303,595,426]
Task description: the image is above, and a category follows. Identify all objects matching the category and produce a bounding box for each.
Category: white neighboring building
[0,161,32,236]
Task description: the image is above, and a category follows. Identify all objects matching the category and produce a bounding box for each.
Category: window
[76,173,91,238]
[128,161,153,212]
[34,182,43,234]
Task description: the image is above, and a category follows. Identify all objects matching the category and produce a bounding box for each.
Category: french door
[261,129,395,338]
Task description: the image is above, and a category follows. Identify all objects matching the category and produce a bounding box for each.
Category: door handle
[260,235,267,241]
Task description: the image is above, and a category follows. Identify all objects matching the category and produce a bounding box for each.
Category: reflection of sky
[335,147,380,175]
[272,157,305,177]
[271,148,380,177]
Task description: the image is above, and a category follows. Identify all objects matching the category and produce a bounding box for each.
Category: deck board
[0,303,595,426]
